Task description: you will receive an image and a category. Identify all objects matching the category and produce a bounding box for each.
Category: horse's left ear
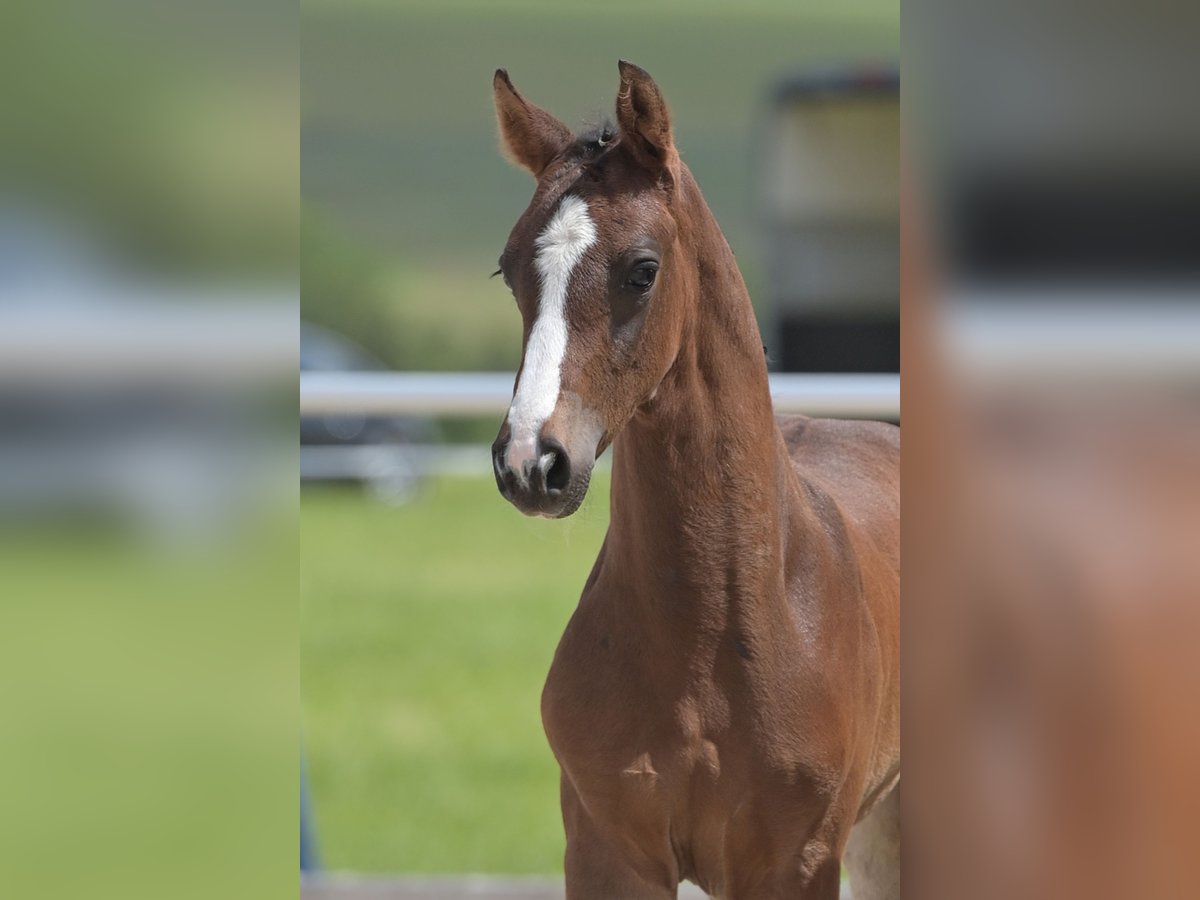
[616,60,680,189]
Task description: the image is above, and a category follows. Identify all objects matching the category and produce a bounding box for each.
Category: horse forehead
[510,177,660,270]
[513,189,605,258]
[507,190,567,258]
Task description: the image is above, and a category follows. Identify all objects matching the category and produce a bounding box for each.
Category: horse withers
[489,61,900,900]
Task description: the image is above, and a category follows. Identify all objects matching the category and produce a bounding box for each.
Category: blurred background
[905,2,1200,898]
[300,0,898,887]
[7,0,1200,898]
[0,2,295,900]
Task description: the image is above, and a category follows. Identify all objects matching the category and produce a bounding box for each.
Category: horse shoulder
[778,415,901,794]
[778,415,900,565]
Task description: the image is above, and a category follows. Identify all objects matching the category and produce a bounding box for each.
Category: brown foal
[489,62,899,900]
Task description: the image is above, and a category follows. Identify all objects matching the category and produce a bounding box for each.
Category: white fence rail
[300,372,899,419]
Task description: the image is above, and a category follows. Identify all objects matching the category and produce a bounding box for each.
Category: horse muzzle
[491,427,593,518]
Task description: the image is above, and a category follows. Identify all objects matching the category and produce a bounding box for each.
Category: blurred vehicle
[759,65,900,374]
[300,323,436,504]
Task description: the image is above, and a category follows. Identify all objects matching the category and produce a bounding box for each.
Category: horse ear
[615,60,679,188]
[493,69,572,177]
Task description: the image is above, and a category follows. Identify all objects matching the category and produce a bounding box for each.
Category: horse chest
[545,654,833,895]
[543,615,831,846]
[544,659,729,843]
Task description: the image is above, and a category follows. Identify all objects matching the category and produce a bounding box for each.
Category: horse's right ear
[493,69,572,178]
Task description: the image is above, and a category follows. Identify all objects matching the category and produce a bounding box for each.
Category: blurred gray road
[301,874,852,899]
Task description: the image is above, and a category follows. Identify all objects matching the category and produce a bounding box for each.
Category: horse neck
[605,170,795,625]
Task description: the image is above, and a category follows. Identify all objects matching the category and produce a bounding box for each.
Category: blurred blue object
[301,756,319,873]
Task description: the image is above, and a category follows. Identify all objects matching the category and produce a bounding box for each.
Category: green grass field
[301,475,612,873]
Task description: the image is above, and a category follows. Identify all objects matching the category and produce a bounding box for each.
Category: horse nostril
[546,453,570,493]
[540,439,571,494]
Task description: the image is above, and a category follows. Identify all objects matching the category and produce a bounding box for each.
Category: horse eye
[627,262,658,290]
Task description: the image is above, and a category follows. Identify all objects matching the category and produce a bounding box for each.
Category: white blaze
[505,195,597,469]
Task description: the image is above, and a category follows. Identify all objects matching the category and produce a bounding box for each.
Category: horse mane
[574,119,617,159]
